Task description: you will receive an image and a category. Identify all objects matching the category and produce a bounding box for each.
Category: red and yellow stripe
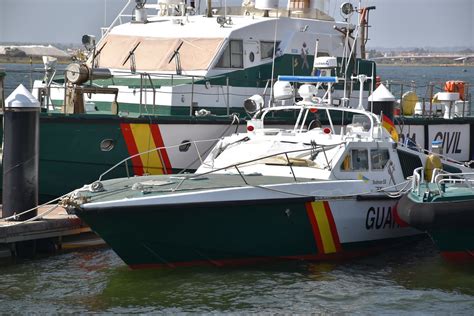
[382,114,399,142]
[306,201,342,254]
[120,123,172,175]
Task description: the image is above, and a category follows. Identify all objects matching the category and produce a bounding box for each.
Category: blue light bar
[277,75,338,83]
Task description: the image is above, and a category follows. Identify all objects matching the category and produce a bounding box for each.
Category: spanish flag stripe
[305,202,324,254]
[149,124,172,173]
[120,123,144,176]
[129,124,164,175]
[312,201,337,254]
[323,201,342,251]
[382,114,399,142]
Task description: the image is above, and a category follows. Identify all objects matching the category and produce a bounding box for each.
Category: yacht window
[340,149,369,171]
[351,115,371,131]
[260,41,281,60]
[371,149,390,170]
[216,40,243,68]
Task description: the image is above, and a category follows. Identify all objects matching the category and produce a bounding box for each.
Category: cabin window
[215,40,243,68]
[260,41,281,60]
[371,149,390,170]
[341,149,369,171]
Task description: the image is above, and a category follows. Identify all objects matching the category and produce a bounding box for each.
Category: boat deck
[417,182,474,202]
[76,174,315,204]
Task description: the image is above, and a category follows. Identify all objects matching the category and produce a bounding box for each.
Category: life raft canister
[444,81,465,101]
[401,91,418,115]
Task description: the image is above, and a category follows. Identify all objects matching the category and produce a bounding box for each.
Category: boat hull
[397,194,474,262]
[76,196,420,268]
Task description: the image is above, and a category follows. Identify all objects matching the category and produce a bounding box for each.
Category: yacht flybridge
[40,0,376,116]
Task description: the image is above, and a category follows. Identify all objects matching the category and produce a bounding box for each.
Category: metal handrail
[412,167,474,197]
[97,138,222,181]
[169,143,342,192]
[96,132,342,191]
[412,167,424,195]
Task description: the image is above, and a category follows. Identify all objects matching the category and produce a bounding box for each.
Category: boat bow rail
[411,167,474,198]
[76,142,343,197]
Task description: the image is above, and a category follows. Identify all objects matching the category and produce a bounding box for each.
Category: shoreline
[0,56,72,65]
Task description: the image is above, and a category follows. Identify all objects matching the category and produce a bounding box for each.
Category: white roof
[5,84,40,108]
[368,84,396,102]
[110,15,339,39]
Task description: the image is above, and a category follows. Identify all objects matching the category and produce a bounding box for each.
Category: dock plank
[0,205,91,243]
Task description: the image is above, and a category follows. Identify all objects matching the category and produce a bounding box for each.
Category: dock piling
[2,84,40,221]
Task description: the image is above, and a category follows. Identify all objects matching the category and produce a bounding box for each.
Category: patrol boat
[15,0,378,202]
[62,71,470,269]
[396,166,474,262]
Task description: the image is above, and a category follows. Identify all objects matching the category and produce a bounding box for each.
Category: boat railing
[97,137,225,182]
[432,169,474,193]
[412,167,474,196]
[386,80,472,118]
[95,137,339,192]
[256,103,379,139]
[412,167,424,195]
[99,0,333,40]
[101,0,134,38]
[33,70,228,115]
[170,144,339,192]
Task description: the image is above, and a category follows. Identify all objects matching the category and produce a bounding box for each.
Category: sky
[0,0,472,49]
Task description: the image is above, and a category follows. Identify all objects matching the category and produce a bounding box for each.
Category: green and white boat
[62,74,470,268]
[396,167,474,262]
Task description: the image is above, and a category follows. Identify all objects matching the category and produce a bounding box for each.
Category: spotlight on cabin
[81,35,96,51]
[340,2,354,19]
[244,94,264,114]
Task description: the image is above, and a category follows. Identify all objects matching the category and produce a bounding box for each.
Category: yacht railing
[100,0,135,38]
[385,80,472,119]
[95,135,340,191]
[171,145,337,192]
[411,167,474,197]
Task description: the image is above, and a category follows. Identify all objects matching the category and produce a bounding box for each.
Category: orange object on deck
[444,81,465,101]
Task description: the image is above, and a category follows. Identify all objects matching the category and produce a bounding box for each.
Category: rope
[0,190,76,226]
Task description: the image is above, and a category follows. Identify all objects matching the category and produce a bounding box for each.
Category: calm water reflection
[1,239,472,313]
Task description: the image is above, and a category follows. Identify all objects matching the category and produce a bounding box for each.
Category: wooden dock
[0,205,103,259]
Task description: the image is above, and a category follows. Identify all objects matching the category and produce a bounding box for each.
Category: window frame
[215,39,243,69]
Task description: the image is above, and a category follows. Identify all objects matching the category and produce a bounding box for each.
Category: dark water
[1,63,66,96]
[1,240,473,313]
[0,64,473,313]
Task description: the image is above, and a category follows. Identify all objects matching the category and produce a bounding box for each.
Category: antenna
[311,39,319,76]
[268,8,279,108]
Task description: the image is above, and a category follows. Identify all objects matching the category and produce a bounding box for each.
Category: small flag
[382,114,399,142]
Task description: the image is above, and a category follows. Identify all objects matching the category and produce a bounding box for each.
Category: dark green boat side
[75,193,415,269]
[397,182,474,262]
